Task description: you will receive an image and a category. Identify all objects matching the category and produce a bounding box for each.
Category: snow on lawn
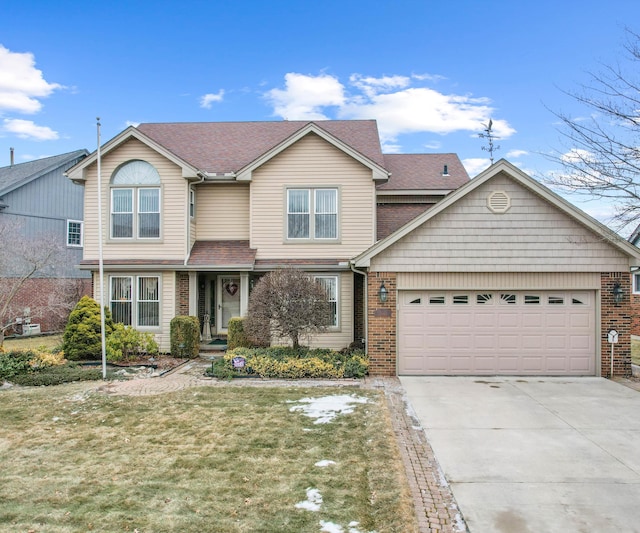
[315,459,336,467]
[320,520,374,533]
[288,394,368,424]
[295,488,323,512]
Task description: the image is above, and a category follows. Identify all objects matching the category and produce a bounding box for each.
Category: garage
[398,290,596,376]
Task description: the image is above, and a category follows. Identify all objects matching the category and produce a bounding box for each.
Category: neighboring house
[67,121,640,377]
[0,150,92,332]
[628,224,640,338]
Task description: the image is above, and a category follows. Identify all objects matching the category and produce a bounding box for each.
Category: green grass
[0,383,417,532]
[3,333,62,351]
[632,338,640,366]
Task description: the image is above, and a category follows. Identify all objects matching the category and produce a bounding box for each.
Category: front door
[217,276,241,333]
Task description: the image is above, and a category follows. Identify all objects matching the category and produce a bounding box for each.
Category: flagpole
[96,118,107,379]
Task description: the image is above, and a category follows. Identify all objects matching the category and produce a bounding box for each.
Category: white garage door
[398,290,596,376]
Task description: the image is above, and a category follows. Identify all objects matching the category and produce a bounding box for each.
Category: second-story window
[110,160,161,239]
[287,188,338,240]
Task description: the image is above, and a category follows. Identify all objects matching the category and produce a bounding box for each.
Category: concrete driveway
[400,376,640,533]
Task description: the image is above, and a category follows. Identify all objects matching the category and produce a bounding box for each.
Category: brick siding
[601,272,632,377]
[175,272,190,316]
[367,272,397,376]
[4,278,91,333]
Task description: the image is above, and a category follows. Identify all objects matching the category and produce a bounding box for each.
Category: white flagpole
[96,118,107,379]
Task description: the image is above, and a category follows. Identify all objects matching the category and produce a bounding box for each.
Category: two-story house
[0,149,91,333]
[68,120,640,377]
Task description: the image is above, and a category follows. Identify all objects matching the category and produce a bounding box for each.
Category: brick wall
[175,272,190,316]
[601,272,632,377]
[4,277,92,333]
[367,272,397,376]
[353,272,365,347]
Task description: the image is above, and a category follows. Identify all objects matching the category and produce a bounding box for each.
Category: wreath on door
[225,281,238,296]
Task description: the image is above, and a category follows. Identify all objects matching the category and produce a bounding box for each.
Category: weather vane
[478,119,501,164]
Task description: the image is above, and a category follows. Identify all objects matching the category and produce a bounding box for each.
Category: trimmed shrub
[10,364,102,386]
[0,350,33,380]
[63,296,113,361]
[227,317,252,350]
[106,323,159,362]
[213,346,369,379]
[170,316,200,358]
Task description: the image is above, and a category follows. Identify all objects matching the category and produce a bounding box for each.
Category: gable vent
[487,191,511,213]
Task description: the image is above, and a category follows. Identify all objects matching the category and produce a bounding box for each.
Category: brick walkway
[98,359,467,532]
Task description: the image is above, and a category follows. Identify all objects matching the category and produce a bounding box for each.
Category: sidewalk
[98,358,467,533]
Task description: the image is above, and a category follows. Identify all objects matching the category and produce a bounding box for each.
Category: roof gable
[65,127,201,182]
[0,149,88,196]
[355,159,640,267]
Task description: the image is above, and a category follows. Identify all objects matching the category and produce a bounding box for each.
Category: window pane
[138,277,159,326]
[315,276,337,326]
[288,190,310,239]
[138,189,160,238]
[110,277,132,325]
[112,189,133,238]
[112,160,161,185]
[67,221,82,246]
[315,190,337,238]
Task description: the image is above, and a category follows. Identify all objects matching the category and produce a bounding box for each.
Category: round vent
[487,191,511,213]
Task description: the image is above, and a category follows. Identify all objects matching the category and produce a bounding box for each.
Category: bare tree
[545,28,640,233]
[244,269,331,350]
[0,219,83,347]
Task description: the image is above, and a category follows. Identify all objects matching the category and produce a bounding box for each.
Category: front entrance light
[378,282,388,303]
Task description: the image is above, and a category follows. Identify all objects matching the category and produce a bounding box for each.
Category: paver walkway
[97,358,467,532]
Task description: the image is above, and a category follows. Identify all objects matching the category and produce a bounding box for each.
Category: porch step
[200,337,228,352]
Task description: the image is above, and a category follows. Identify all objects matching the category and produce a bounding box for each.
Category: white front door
[217,276,241,333]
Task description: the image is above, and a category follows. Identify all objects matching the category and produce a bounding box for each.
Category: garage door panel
[399,290,595,376]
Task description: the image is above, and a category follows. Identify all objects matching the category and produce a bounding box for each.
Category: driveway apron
[400,376,640,533]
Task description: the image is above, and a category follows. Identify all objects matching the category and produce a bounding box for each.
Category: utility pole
[479,119,501,164]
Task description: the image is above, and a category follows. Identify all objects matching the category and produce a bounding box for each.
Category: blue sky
[1,0,638,227]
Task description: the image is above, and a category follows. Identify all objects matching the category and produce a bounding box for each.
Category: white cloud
[265,72,516,145]
[265,73,345,120]
[200,90,225,109]
[125,120,140,128]
[506,149,528,158]
[0,45,62,114]
[3,118,59,140]
[462,157,491,176]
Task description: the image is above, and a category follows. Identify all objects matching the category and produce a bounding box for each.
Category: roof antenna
[478,119,500,164]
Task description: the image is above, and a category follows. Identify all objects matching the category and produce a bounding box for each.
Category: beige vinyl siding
[250,133,376,259]
[308,271,354,350]
[398,272,601,290]
[93,270,175,352]
[83,138,187,261]
[371,173,629,272]
[196,183,250,240]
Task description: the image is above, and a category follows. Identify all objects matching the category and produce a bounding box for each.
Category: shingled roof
[378,153,469,191]
[137,120,386,174]
[0,149,88,195]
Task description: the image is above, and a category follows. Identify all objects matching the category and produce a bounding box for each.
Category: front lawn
[0,382,417,532]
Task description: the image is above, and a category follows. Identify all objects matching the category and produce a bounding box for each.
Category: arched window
[110,160,161,239]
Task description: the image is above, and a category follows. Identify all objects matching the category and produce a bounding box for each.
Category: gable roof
[0,149,88,196]
[137,120,386,175]
[378,153,469,192]
[628,223,640,247]
[354,159,640,267]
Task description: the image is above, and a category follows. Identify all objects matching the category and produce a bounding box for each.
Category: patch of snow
[315,460,336,467]
[320,521,344,533]
[294,488,323,512]
[289,394,368,424]
[52,417,60,422]
[452,510,466,532]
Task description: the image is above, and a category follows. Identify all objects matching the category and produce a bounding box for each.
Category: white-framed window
[314,275,338,327]
[287,188,338,240]
[110,160,161,240]
[633,273,640,294]
[189,188,196,218]
[67,220,83,247]
[110,275,160,328]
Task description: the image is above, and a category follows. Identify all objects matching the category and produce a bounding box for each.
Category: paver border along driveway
[401,376,640,533]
